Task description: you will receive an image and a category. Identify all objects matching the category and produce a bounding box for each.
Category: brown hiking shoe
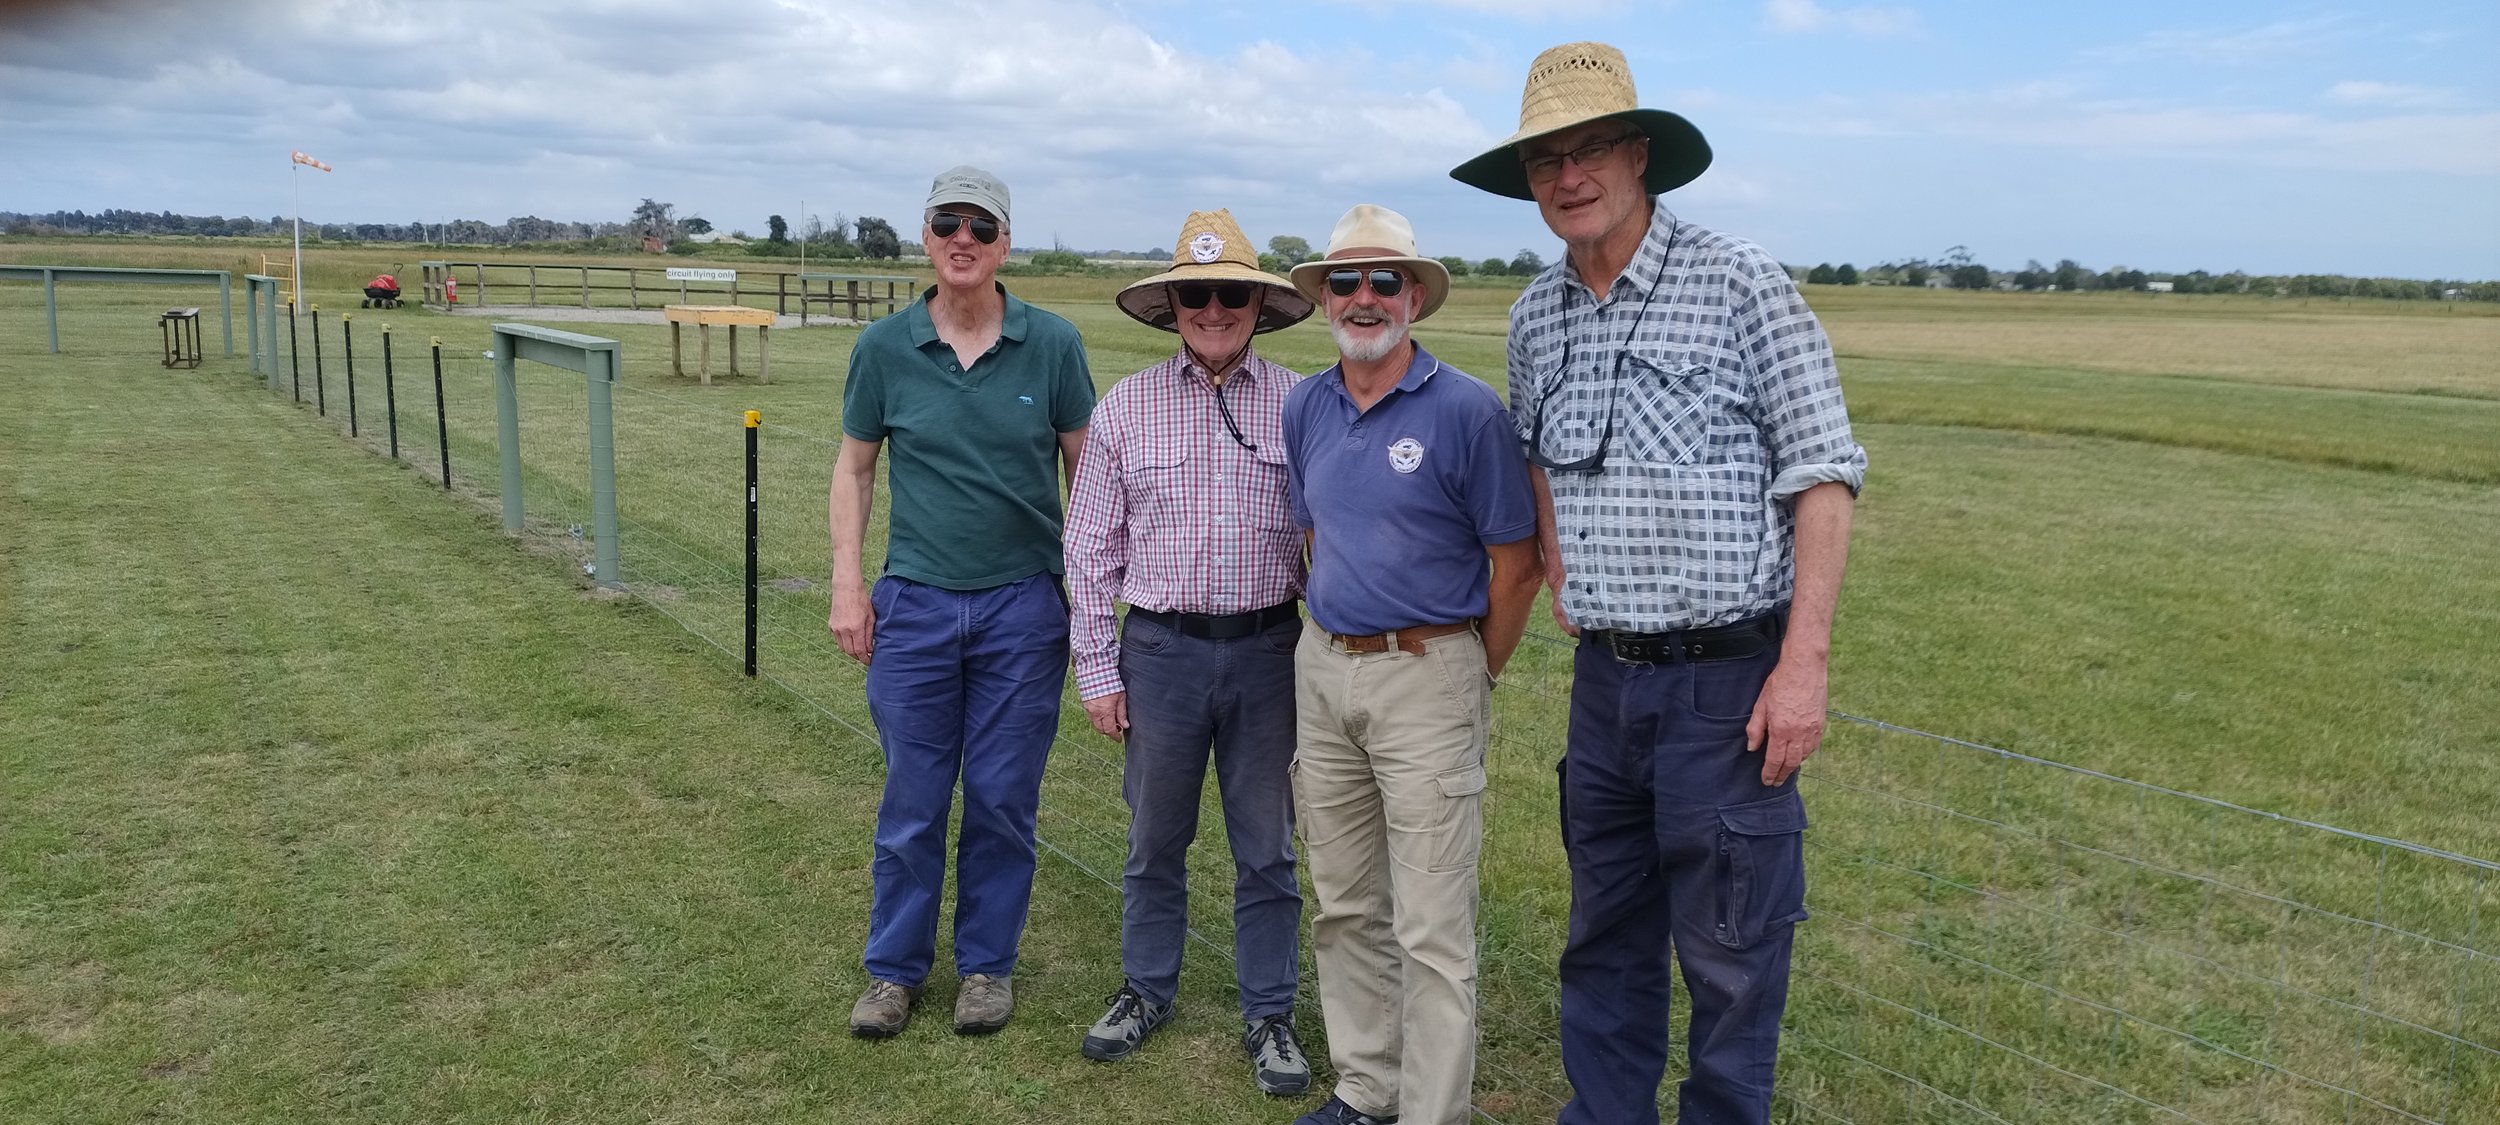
[848,979,920,1038]
[954,973,1013,1034]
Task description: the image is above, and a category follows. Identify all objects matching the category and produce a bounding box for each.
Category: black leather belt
[1587,613,1784,664]
[1129,601,1300,640]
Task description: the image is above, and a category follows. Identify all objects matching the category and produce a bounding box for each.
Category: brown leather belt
[1326,620,1474,656]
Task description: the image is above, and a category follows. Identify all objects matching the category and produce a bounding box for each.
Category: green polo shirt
[842,284,1096,590]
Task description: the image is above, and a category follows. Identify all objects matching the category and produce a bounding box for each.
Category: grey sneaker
[1245,1013,1313,1096]
[848,979,920,1038]
[1080,985,1173,1061]
[954,972,1013,1034]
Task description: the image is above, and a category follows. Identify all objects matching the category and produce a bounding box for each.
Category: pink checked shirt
[1065,349,1306,700]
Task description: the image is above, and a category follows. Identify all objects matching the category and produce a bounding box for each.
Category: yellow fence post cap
[744,410,761,428]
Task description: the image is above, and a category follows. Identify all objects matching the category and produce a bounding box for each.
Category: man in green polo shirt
[828,165,1097,1038]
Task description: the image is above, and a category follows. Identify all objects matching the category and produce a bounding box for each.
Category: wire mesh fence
[233,328,2498,1124]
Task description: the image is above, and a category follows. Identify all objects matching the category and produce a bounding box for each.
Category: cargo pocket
[1712,789,1810,949]
[1420,762,1487,873]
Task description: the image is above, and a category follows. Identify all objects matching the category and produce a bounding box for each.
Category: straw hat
[1116,209,1313,333]
[1286,204,1451,322]
[1448,41,1712,201]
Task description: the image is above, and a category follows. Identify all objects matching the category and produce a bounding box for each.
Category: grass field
[5,237,2497,1123]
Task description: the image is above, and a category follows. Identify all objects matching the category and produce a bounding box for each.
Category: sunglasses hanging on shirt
[1526,221,1678,474]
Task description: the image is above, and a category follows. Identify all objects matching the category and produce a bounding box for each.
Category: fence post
[431,338,450,489]
[246,281,261,379]
[311,304,327,416]
[343,314,359,437]
[43,268,58,353]
[382,325,400,460]
[745,409,760,677]
[495,334,522,532]
[288,303,302,402]
[586,349,620,587]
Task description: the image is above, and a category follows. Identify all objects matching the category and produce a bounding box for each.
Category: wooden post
[476,263,486,307]
[777,272,787,315]
[729,274,740,307]
[671,321,683,377]
[758,326,770,385]
[581,266,590,308]
[847,279,861,319]
[698,323,713,386]
[629,268,640,311]
[729,322,739,377]
[529,265,539,306]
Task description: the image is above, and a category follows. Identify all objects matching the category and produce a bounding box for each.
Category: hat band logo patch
[1189,232,1226,263]
[1388,437,1425,474]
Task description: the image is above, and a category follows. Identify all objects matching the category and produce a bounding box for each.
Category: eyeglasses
[928,212,1001,244]
[1175,282,1255,310]
[1325,269,1406,298]
[1522,131,1645,185]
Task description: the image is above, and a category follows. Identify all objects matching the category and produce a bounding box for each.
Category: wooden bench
[664,304,775,385]
[160,307,202,369]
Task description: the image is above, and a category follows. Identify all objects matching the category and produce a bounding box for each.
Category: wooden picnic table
[665,304,775,385]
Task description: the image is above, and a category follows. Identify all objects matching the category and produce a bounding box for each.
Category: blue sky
[3,0,2495,278]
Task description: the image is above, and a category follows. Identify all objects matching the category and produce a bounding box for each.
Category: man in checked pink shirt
[1063,209,1317,1096]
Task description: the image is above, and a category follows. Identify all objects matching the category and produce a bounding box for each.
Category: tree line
[1797,248,2492,302]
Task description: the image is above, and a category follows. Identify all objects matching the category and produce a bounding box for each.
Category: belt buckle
[1603,631,1652,664]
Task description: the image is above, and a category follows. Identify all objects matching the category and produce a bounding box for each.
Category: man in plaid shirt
[1453,43,1867,1125]
[1063,209,1317,1096]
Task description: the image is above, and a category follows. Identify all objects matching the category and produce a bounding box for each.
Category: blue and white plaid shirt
[1507,198,1867,633]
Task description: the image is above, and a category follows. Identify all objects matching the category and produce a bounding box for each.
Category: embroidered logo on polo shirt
[1387,436,1425,474]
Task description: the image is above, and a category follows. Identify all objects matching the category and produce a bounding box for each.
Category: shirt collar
[1174,344,1268,387]
[1560,196,1679,302]
[905,282,1030,347]
[1322,343,1442,403]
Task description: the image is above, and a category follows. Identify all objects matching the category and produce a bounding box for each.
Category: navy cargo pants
[1556,636,1809,1125]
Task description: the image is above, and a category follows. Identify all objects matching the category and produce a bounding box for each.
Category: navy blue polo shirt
[1282,344,1536,636]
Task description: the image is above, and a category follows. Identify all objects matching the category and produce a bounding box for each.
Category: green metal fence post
[220,273,234,357]
[586,349,620,588]
[495,332,522,533]
[246,282,260,378]
[44,268,58,353]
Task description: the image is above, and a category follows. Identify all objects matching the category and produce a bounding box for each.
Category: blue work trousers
[861,572,1068,986]
[1115,612,1302,1019]
[1556,637,1809,1125]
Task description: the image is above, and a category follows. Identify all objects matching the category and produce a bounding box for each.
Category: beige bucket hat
[1116,209,1314,333]
[1448,41,1712,201]
[1286,204,1451,322]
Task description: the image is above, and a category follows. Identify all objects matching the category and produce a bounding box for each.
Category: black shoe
[1244,1013,1312,1095]
[1080,985,1172,1061]
[1292,1094,1398,1125]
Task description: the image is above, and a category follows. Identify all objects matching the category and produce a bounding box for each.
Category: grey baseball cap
[925,165,1010,226]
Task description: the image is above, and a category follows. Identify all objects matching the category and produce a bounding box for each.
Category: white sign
[666,268,737,282]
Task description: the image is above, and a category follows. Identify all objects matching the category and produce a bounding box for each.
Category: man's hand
[830,583,875,664]
[1082,692,1129,742]
[1746,656,1829,786]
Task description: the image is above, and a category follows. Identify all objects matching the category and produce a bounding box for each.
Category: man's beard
[1330,303,1408,364]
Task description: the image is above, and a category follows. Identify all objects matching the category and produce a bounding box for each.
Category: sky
[3,0,2497,279]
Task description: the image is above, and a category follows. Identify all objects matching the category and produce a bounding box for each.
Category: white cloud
[2086,15,2349,64]
[2324,81,2456,109]
[1763,0,1917,37]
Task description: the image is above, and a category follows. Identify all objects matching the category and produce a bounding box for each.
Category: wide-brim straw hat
[1116,209,1313,334]
[1449,41,1712,201]
[1286,204,1451,322]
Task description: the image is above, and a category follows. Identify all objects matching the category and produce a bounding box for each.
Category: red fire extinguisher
[445,275,459,306]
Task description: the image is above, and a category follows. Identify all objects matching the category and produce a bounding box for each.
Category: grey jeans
[1116,610,1303,1019]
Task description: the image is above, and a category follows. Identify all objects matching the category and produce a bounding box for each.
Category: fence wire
[240,342,2498,1125]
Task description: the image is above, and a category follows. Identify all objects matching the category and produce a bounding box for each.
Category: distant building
[2144,280,2175,293]
[688,232,746,246]
[2443,288,2467,300]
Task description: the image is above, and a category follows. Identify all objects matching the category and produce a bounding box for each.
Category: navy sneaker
[1292,1094,1398,1125]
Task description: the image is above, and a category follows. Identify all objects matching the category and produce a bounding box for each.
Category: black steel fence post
[382,326,400,460]
[431,338,451,490]
[745,409,760,678]
[343,314,359,437]
[288,303,301,402]
[311,304,327,416]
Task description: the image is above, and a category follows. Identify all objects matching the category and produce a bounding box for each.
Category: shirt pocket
[1123,438,1191,525]
[1617,350,1727,467]
[1250,444,1295,531]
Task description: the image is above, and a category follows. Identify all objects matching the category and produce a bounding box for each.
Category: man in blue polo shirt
[1278,204,1541,1125]
[828,165,1096,1039]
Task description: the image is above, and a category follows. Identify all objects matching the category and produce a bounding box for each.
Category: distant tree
[1835,263,1859,285]
[1268,235,1313,266]
[1940,244,1975,268]
[1949,264,1992,290]
[1257,252,1284,274]
[855,216,902,260]
[1807,263,1837,285]
[2052,259,2083,291]
[1480,258,1509,277]
[681,216,713,235]
[1437,255,1472,277]
[1029,249,1087,271]
[629,198,678,244]
[1904,265,1931,287]
[766,214,789,244]
[1509,248,1545,276]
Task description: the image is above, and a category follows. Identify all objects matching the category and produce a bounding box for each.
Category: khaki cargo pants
[1293,619,1490,1125]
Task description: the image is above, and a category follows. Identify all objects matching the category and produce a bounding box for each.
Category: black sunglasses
[928,212,1001,244]
[1175,282,1255,310]
[1325,268,1406,298]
